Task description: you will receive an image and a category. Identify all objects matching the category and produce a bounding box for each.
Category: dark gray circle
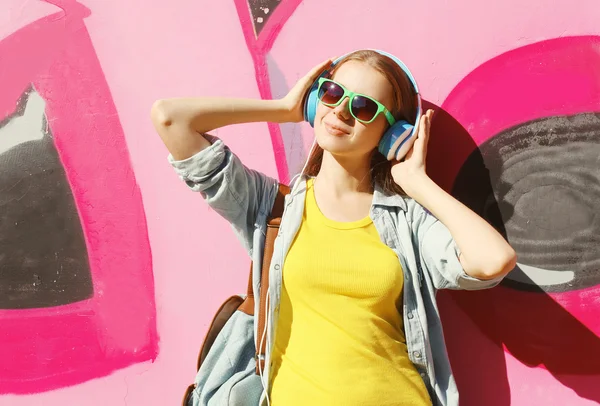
[452,112,600,292]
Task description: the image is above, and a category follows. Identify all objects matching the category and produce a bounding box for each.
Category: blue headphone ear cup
[303,60,342,126]
[378,120,414,160]
[303,79,321,127]
[394,130,417,161]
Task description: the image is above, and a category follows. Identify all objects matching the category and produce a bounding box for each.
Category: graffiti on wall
[0,0,157,394]
[0,87,94,309]
[426,36,600,405]
[235,0,304,183]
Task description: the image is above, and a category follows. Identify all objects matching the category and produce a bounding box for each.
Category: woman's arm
[151,97,291,160]
[150,58,333,161]
[406,173,516,280]
[393,110,517,282]
[150,58,333,256]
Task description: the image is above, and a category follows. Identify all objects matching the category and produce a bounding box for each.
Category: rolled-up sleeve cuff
[455,269,505,290]
[167,135,226,192]
[424,224,505,290]
[452,244,505,289]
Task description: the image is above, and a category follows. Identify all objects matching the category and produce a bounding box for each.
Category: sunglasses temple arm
[384,110,396,126]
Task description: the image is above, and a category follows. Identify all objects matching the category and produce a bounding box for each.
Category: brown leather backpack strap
[240,184,290,317]
[237,264,255,315]
[270,184,290,220]
[255,183,290,374]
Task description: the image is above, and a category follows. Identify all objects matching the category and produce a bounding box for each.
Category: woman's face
[314,60,395,161]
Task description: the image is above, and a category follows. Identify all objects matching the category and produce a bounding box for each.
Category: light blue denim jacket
[170,135,504,406]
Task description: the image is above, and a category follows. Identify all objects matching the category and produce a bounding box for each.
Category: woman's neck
[315,151,373,196]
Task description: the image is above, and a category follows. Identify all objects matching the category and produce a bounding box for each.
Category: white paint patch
[0,89,47,154]
[506,262,576,286]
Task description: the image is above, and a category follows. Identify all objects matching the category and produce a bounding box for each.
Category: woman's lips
[324,122,350,136]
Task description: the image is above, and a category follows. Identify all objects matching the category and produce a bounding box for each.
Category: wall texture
[0,0,598,405]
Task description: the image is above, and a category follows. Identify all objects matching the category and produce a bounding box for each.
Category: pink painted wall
[0,0,598,405]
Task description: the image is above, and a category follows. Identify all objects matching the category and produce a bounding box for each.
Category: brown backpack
[182,184,290,405]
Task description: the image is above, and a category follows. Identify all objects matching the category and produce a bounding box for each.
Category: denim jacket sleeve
[408,200,504,290]
[167,134,278,256]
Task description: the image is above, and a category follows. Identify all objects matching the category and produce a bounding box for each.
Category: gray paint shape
[247,0,282,35]
[0,86,93,309]
[453,112,600,292]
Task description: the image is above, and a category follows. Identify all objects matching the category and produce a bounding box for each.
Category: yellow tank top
[269,179,431,406]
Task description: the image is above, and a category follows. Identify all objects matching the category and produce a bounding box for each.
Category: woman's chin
[318,136,377,159]
[317,135,353,155]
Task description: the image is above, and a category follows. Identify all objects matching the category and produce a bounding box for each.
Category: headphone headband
[333,49,421,96]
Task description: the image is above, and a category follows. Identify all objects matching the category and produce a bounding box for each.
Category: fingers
[418,109,433,140]
[412,109,433,161]
[306,58,335,80]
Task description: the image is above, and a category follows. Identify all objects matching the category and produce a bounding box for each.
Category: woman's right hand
[280,58,334,123]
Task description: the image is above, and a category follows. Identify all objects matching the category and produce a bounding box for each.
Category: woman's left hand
[391,109,434,196]
[391,108,517,279]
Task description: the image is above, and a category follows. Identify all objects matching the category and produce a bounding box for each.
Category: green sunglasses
[317,77,396,125]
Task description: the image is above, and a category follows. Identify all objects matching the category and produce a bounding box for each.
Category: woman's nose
[333,97,351,121]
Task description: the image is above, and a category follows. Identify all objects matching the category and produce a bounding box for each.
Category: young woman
[151,50,517,406]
